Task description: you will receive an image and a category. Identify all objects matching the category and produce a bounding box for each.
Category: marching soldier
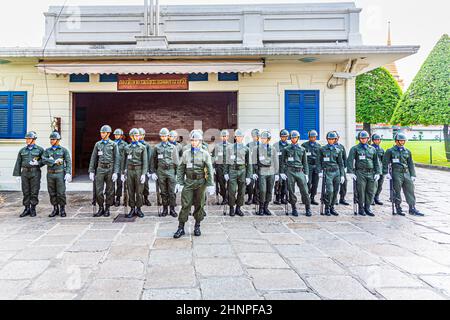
[173,131,215,238]
[42,132,72,218]
[138,128,152,206]
[302,130,321,205]
[334,131,350,206]
[347,131,381,216]
[245,129,260,205]
[252,131,279,216]
[280,130,311,217]
[122,128,148,218]
[317,131,345,216]
[113,128,127,207]
[151,128,179,217]
[13,131,44,217]
[382,133,424,216]
[88,125,120,217]
[212,130,231,205]
[371,133,385,205]
[273,129,290,205]
[224,129,252,216]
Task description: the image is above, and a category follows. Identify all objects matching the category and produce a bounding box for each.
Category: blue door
[285,90,320,140]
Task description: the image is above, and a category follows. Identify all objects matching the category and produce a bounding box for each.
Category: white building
[0,2,418,189]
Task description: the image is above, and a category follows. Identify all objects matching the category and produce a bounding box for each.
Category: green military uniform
[335,142,349,205]
[347,141,381,215]
[302,139,321,204]
[246,139,260,205]
[140,139,153,206]
[281,134,311,216]
[212,139,231,204]
[273,136,290,204]
[13,138,44,216]
[88,139,120,215]
[114,138,128,206]
[122,139,148,216]
[372,143,385,204]
[225,136,252,216]
[42,144,72,209]
[253,138,278,215]
[151,140,179,215]
[317,143,345,214]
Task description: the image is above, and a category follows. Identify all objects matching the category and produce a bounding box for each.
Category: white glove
[319,172,323,178]
[305,175,309,183]
[55,158,64,165]
[246,178,251,185]
[411,176,416,182]
[385,173,392,180]
[374,174,380,182]
[112,173,118,182]
[64,174,72,183]
[175,184,183,193]
[340,176,345,184]
[121,174,126,182]
[207,186,215,195]
[275,175,280,182]
[29,159,39,166]
[89,172,95,181]
[213,168,216,174]
[140,174,146,184]
[151,173,158,181]
[348,173,357,181]
[252,174,259,180]
[146,172,151,178]
[344,168,348,173]
[224,174,230,182]
[280,173,287,181]
[16,177,21,184]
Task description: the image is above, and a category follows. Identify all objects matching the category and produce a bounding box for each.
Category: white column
[345,78,356,151]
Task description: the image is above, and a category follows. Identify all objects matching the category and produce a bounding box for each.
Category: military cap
[260,131,272,139]
[49,132,61,140]
[159,128,170,136]
[220,130,229,137]
[25,131,38,139]
[308,130,318,138]
[251,129,260,137]
[100,125,112,133]
[234,129,244,137]
[169,130,178,138]
[129,128,140,136]
[371,133,382,141]
[334,131,340,137]
[358,131,370,139]
[190,130,203,140]
[280,129,289,137]
[290,130,300,139]
[395,133,407,141]
[326,131,338,139]
[113,128,124,135]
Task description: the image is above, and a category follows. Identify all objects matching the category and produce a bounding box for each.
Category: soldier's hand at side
[348,174,357,181]
[275,175,280,182]
[318,172,323,178]
[112,173,118,182]
[224,174,229,181]
[340,176,345,184]
[280,174,287,181]
[374,174,380,182]
[385,173,392,180]
[146,172,151,178]
[151,173,158,181]
[16,177,21,184]
[305,175,309,183]
[411,176,416,182]
[207,186,215,195]
[89,172,95,181]
[121,174,126,182]
[175,184,183,193]
[29,159,39,166]
[64,174,72,183]
[245,178,251,185]
[252,174,259,180]
[140,174,146,184]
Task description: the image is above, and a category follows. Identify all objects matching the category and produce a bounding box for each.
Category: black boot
[20,205,30,218]
[125,207,135,219]
[374,197,384,205]
[263,202,272,216]
[305,205,312,217]
[161,206,169,217]
[324,206,331,216]
[273,195,281,205]
[93,205,104,217]
[49,205,59,218]
[135,207,144,218]
[330,206,339,216]
[395,204,405,216]
[256,203,264,216]
[364,205,375,217]
[60,205,67,218]
[229,206,235,217]
[220,197,228,206]
[235,206,244,217]
[173,224,185,239]
[245,194,253,205]
[409,206,424,217]
[310,196,319,206]
[30,205,37,217]
[339,198,350,206]
[281,197,288,205]
[103,206,111,217]
[169,206,178,218]
[291,204,299,217]
[358,206,366,216]
[194,223,201,237]
[144,196,151,206]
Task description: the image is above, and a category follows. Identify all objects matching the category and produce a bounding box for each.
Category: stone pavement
[0,167,450,300]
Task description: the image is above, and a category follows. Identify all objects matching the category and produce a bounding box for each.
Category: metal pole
[149,0,154,36]
[155,0,160,36]
[144,0,148,37]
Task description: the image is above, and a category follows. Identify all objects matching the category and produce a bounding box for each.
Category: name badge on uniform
[98,151,103,156]
[278,152,282,156]
[260,156,265,160]
[306,152,312,156]
[359,155,366,160]
[230,155,236,160]
[393,159,400,163]
[158,154,164,159]
[323,157,330,162]
[187,163,193,168]
[127,155,132,160]
[288,157,294,162]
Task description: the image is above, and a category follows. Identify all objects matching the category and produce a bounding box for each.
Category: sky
[0,0,448,89]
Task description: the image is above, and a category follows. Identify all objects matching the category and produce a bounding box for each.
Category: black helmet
[308,130,318,138]
[358,131,370,139]
[326,131,338,139]
[395,133,407,141]
[279,129,289,137]
[371,133,381,141]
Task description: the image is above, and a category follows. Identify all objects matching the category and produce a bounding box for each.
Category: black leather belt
[47,169,64,174]
[127,164,142,169]
[231,164,246,170]
[356,168,374,173]
[158,163,175,170]
[288,167,304,172]
[21,167,39,171]
[324,166,339,172]
[98,163,112,169]
[186,172,204,180]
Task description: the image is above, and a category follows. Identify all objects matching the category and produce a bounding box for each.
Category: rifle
[123,172,128,215]
[353,175,358,216]
[320,169,326,215]
[389,164,396,215]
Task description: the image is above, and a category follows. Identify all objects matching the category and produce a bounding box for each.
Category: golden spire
[387,21,392,46]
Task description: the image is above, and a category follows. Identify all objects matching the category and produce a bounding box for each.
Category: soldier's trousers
[143,175,150,197]
[246,179,259,202]
[20,168,41,206]
[374,175,385,199]
[355,171,376,208]
[258,174,275,204]
[392,172,416,207]
[287,170,310,206]
[179,180,207,224]
[307,167,320,198]
[274,179,288,201]
[323,170,341,206]
[47,171,66,206]
[216,165,227,200]
[114,178,123,199]
[95,167,114,207]
[339,173,347,200]
[127,169,144,208]
[228,168,246,207]
[157,168,176,207]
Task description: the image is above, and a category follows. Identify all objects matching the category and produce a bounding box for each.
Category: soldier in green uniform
[382,133,424,216]
[252,131,279,216]
[280,130,312,217]
[113,128,127,207]
[212,130,231,205]
[371,133,385,205]
[347,131,381,216]
[317,131,345,216]
[121,128,148,218]
[138,128,152,206]
[173,131,215,238]
[88,125,120,217]
[224,129,252,216]
[273,129,290,205]
[302,130,321,205]
[151,128,179,217]
[169,130,183,158]
[245,129,260,205]
[42,132,72,218]
[13,131,45,217]
[334,131,350,206]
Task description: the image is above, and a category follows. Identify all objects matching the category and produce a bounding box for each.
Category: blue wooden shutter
[10,92,27,138]
[285,90,319,139]
[285,92,301,132]
[0,93,9,137]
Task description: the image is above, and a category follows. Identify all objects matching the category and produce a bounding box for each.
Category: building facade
[0,2,418,189]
